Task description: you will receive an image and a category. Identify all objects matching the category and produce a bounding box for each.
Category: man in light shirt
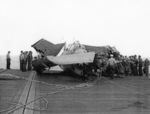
[107,54,116,79]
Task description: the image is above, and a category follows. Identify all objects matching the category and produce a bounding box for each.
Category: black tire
[35,68,44,74]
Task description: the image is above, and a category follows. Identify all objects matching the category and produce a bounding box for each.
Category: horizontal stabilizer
[46,52,95,65]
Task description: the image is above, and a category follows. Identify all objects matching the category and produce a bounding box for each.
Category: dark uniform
[23,51,28,71]
[138,55,143,76]
[6,51,11,69]
[19,51,23,70]
[20,52,25,71]
[133,55,138,76]
[144,59,149,76]
[27,51,33,70]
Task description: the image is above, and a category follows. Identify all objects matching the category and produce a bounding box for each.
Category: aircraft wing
[31,38,65,56]
[46,52,95,65]
[83,44,111,55]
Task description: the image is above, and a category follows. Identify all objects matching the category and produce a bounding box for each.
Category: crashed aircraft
[31,38,120,77]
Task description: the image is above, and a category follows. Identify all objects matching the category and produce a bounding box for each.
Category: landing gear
[83,68,102,82]
[35,68,44,74]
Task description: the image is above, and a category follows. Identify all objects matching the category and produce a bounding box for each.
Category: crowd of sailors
[6,50,150,79]
[6,51,33,71]
[94,54,150,80]
[19,51,33,71]
[118,54,149,77]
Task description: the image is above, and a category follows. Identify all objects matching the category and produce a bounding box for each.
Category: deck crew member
[27,51,33,70]
[24,51,28,71]
[144,58,150,76]
[107,54,116,79]
[95,55,102,79]
[20,51,24,71]
[133,55,138,76]
[138,55,143,76]
[19,51,23,70]
[6,51,11,69]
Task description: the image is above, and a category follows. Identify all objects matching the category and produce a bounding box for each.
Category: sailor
[6,51,11,69]
[19,51,23,70]
[138,55,143,76]
[20,51,24,71]
[95,55,102,79]
[128,56,134,76]
[107,54,116,79]
[124,56,130,76]
[144,58,150,76]
[24,51,28,71]
[133,55,138,76]
[22,52,27,72]
[27,51,33,70]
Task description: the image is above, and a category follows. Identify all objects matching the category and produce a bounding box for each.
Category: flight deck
[0,69,150,114]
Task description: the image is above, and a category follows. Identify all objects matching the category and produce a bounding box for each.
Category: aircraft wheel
[35,68,44,74]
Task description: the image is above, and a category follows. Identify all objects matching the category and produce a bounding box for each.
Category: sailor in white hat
[110,54,113,57]
[108,54,116,79]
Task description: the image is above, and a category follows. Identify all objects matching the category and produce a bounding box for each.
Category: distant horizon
[0,53,149,59]
[0,54,150,70]
[0,38,149,58]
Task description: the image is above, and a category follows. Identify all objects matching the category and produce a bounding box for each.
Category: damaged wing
[83,44,112,55]
[47,52,95,65]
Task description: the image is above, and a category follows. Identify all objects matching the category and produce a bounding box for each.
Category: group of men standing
[19,51,33,71]
[106,54,150,80]
[5,50,150,78]
[121,55,150,77]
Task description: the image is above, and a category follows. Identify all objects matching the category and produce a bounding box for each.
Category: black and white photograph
[0,0,150,114]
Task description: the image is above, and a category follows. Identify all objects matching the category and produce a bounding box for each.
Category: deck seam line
[23,71,35,114]
[23,71,36,114]
[6,71,34,114]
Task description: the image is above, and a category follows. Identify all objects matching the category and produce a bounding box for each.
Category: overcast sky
[0,0,150,57]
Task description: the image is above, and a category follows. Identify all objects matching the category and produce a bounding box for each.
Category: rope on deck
[1,73,150,113]
[0,73,95,114]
